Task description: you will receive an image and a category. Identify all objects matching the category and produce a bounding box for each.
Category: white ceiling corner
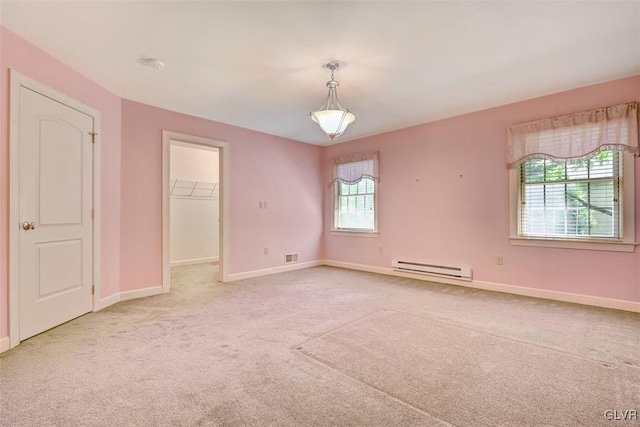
[2,1,639,145]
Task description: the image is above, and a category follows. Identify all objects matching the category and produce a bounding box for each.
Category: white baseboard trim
[227,260,323,282]
[322,260,640,313]
[119,286,163,302]
[171,257,218,267]
[0,337,10,354]
[95,286,163,311]
[2,259,635,355]
[1,285,167,353]
[95,293,121,311]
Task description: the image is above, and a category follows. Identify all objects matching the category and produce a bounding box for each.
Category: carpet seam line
[386,309,623,368]
[290,309,391,350]
[294,348,459,427]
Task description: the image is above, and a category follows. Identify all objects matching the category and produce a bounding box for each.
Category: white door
[17,86,94,341]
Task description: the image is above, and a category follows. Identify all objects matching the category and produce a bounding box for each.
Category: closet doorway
[162,131,229,291]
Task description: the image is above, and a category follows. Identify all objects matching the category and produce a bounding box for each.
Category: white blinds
[519,152,621,239]
[330,151,379,185]
[507,102,638,169]
[336,179,376,230]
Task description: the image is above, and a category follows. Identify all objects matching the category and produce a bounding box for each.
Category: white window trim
[509,152,636,252]
[332,179,379,235]
[331,229,380,238]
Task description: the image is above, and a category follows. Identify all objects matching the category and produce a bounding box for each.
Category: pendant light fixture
[310,62,355,140]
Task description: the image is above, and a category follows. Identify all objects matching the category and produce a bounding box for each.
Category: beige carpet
[298,310,638,426]
[1,264,638,426]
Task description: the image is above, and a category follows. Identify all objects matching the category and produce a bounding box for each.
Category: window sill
[509,236,637,253]
[331,229,379,238]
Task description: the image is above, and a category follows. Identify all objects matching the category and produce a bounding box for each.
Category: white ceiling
[2,1,639,145]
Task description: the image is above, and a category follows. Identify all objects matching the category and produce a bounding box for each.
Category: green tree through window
[519,150,621,239]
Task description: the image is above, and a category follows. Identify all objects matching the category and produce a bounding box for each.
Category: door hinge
[91,209,95,220]
[89,132,97,143]
[92,285,95,295]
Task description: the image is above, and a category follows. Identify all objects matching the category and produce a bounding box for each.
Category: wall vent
[285,253,299,264]
[392,259,472,281]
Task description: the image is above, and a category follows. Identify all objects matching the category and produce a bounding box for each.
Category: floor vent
[392,259,472,281]
[285,253,299,264]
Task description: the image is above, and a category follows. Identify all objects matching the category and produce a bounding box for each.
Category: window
[330,151,379,234]
[507,102,637,251]
[518,150,621,239]
[335,178,376,231]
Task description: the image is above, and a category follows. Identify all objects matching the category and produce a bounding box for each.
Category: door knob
[22,222,36,231]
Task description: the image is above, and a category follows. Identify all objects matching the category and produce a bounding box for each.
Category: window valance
[330,151,379,186]
[506,102,639,169]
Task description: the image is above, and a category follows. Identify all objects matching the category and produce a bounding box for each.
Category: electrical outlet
[259,201,264,209]
[378,246,383,254]
[264,247,269,255]
[496,256,503,265]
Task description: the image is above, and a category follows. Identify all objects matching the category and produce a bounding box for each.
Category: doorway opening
[162,131,229,292]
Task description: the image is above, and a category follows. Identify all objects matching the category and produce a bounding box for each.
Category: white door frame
[162,130,229,290]
[9,70,102,349]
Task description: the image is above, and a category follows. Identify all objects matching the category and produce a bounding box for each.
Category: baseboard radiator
[392,259,472,281]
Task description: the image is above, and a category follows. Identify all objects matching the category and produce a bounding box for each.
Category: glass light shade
[311,109,356,139]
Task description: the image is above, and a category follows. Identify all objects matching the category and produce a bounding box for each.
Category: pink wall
[0,27,122,338]
[0,27,322,342]
[120,100,322,291]
[1,25,638,347]
[323,76,640,302]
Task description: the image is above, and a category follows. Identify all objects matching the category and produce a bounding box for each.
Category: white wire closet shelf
[170,179,219,199]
